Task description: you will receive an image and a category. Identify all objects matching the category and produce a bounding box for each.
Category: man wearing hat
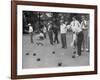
[60,20,67,48]
[28,23,34,43]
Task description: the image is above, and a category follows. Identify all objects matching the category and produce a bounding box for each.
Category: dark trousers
[61,33,67,48]
[77,31,83,56]
[48,31,53,45]
[82,29,88,50]
[54,31,59,43]
[30,32,33,43]
[43,32,46,38]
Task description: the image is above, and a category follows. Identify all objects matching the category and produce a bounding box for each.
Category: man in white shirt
[70,16,83,56]
[81,15,89,52]
[28,23,34,43]
[60,20,67,48]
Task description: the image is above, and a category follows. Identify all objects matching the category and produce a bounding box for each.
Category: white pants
[71,33,77,48]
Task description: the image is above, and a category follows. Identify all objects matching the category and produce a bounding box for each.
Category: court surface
[22,33,89,69]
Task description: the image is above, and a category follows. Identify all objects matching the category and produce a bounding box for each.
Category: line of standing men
[47,16,89,57]
[27,15,89,57]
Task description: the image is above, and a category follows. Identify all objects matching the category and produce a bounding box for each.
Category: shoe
[62,46,64,48]
[73,51,76,54]
[75,54,80,57]
[51,43,54,45]
[78,54,81,56]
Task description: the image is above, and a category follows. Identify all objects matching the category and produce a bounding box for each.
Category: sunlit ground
[22,32,89,69]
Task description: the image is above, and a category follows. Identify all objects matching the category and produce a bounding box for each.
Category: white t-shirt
[70,20,82,33]
[29,26,33,33]
[60,24,67,34]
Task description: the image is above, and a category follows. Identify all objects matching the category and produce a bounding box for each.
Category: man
[42,25,47,39]
[47,21,54,45]
[60,20,67,48]
[81,15,89,52]
[26,23,34,43]
[37,31,44,40]
[70,16,83,56]
[53,23,59,44]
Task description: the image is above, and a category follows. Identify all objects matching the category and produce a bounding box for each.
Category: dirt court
[22,33,89,69]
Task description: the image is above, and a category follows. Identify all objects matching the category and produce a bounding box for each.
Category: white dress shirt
[60,24,67,34]
[70,20,82,33]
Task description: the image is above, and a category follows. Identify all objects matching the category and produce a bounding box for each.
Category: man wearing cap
[60,20,67,48]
